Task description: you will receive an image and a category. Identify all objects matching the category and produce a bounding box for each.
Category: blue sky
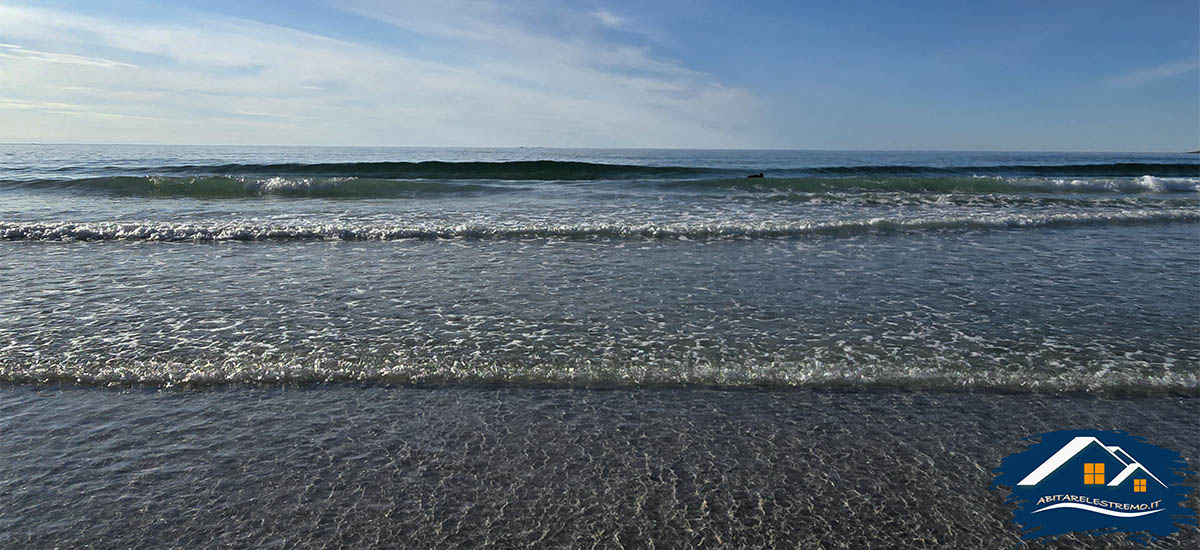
[0,0,1196,150]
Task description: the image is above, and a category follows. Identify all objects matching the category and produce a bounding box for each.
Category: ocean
[1,145,1197,548]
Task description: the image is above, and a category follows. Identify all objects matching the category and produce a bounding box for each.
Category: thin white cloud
[1107,58,1200,89]
[335,1,757,140]
[594,9,625,28]
[0,96,153,121]
[0,44,136,68]
[0,97,83,110]
[0,2,762,147]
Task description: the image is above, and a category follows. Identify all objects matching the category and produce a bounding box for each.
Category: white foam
[2,354,1197,394]
[1045,176,1200,193]
[0,209,1195,242]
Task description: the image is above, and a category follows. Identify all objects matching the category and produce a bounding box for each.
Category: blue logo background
[993,430,1195,544]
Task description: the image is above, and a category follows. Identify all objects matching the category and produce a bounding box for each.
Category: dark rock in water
[746,173,764,178]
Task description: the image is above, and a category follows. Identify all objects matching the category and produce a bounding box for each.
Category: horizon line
[1,142,1197,155]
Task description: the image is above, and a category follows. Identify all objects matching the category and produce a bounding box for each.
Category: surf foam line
[1,355,1197,394]
[1,210,1195,242]
[658,175,1200,194]
[4,174,1195,198]
[0,176,507,197]
[796,162,1199,178]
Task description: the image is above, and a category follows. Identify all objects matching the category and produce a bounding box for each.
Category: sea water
[0,146,1197,547]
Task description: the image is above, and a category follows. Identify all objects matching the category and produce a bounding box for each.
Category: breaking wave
[2,355,1196,395]
[3,176,506,198]
[50,160,719,180]
[662,175,1200,194]
[1,210,1195,242]
[2,174,1198,198]
[793,162,1199,178]
[16,160,1199,183]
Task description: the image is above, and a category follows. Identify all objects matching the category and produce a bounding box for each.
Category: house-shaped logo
[1016,435,1168,514]
[993,430,1195,544]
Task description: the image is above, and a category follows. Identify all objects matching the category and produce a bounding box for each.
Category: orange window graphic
[1084,463,1105,485]
[1134,479,1146,492]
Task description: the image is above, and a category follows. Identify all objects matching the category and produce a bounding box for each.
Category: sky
[0,0,1196,151]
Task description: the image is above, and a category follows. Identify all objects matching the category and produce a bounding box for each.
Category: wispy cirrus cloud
[0,43,136,69]
[0,2,762,147]
[593,9,626,28]
[1106,58,1200,89]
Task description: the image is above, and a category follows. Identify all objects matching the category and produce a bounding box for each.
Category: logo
[993,430,1195,544]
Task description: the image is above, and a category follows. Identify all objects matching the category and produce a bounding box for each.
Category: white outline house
[1017,436,1168,489]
